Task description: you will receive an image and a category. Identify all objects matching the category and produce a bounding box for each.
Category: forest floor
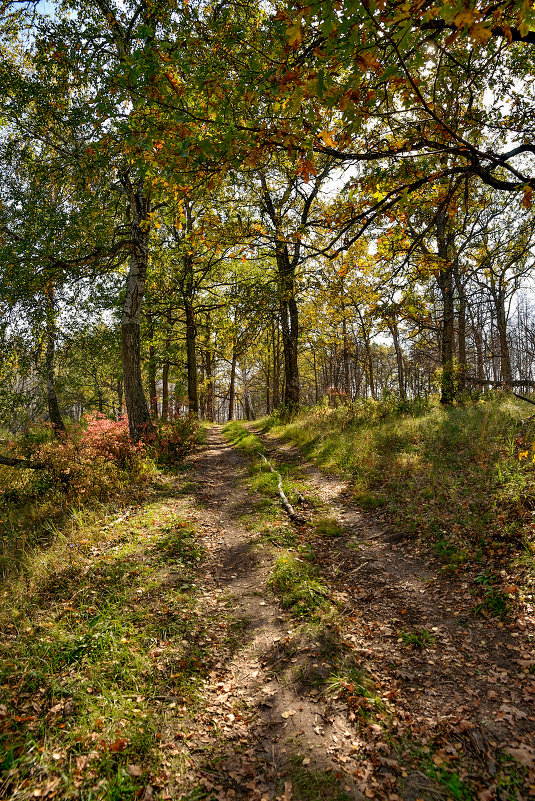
[1,423,535,800]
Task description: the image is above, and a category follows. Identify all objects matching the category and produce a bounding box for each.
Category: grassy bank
[0,495,223,800]
[260,394,535,567]
[0,418,209,797]
[0,416,201,582]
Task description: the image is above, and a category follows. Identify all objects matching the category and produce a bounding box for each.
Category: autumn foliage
[4,414,199,502]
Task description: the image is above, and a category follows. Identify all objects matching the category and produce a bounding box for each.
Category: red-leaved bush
[78,414,145,468]
[13,414,150,500]
[7,413,200,503]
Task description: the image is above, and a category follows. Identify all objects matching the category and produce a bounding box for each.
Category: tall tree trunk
[436,211,456,405]
[474,324,485,383]
[44,285,66,435]
[354,341,363,398]
[179,245,199,418]
[117,378,123,417]
[204,349,215,422]
[199,350,206,420]
[356,306,375,399]
[453,263,467,392]
[277,243,299,413]
[313,349,319,405]
[185,298,198,417]
[272,318,280,409]
[161,359,170,422]
[266,331,271,415]
[342,312,350,398]
[388,316,406,401]
[491,283,513,387]
[228,345,238,421]
[242,355,256,421]
[147,313,158,419]
[122,177,153,439]
[202,317,214,422]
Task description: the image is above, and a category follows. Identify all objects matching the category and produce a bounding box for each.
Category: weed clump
[399,628,437,648]
[268,551,330,617]
[314,516,345,538]
[473,569,513,619]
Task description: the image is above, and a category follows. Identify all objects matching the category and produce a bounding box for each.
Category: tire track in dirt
[171,425,367,800]
[248,424,535,799]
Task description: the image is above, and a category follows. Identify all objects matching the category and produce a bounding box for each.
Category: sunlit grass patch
[260,520,299,547]
[0,496,219,799]
[268,551,330,617]
[223,421,306,519]
[266,394,535,565]
[313,515,345,538]
[222,421,266,457]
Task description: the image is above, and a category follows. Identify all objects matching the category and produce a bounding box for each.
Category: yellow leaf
[470,23,492,43]
[454,9,476,27]
[319,130,336,148]
[286,20,302,46]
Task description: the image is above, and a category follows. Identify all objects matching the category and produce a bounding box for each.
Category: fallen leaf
[110,738,128,752]
[505,744,535,768]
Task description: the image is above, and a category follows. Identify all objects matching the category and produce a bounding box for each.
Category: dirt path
[152,422,535,800]
[245,424,535,800]
[173,426,364,800]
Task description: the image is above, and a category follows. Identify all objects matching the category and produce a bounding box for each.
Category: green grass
[0,421,202,583]
[313,516,345,538]
[223,421,267,458]
[268,551,330,617]
[399,628,437,648]
[473,569,513,619]
[261,394,535,563]
[0,495,227,800]
[222,421,307,534]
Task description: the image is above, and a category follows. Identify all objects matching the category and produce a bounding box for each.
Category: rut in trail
[166,424,535,801]
[173,425,363,801]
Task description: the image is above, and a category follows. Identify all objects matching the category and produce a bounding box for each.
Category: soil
[165,425,535,801]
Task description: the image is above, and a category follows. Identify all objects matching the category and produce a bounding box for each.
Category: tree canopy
[0,0,534,432]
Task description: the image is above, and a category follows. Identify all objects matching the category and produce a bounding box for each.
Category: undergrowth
[0,415,201,580]
[222,420,307,522]
[260,394,535,565]
[268,551,330,617]
[0,497,219,800]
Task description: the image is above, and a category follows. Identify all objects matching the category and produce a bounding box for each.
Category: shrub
[156,417,200,465]
[6,414,150,501]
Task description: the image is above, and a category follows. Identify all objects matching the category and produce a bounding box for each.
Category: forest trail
[3,424,534,801]
[164,423,535,800]
[175,425,364,800]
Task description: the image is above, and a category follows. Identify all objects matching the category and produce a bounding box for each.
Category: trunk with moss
[121,177,153,440]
